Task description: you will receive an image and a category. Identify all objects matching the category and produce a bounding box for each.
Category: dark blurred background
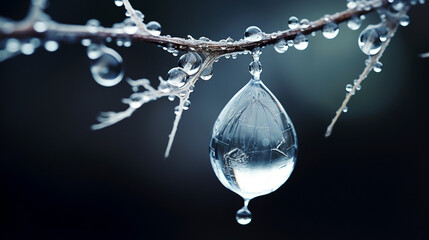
[1,0,428,239]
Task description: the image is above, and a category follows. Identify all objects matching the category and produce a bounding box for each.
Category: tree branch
[0,0,389,55]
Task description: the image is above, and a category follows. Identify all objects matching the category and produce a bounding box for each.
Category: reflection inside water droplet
[209,77,297,224]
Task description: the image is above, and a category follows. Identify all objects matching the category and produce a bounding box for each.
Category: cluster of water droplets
[111,1,161,42]
[355,0,419,56]
[156,51,207,112]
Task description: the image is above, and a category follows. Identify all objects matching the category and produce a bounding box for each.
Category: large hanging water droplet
[293,33,308,50]
[244,26,262,41]
[89,45,124,87]
[209,78,298,224]
[358,23,388,55]
[178,52,202,75]
[322,22,339,39]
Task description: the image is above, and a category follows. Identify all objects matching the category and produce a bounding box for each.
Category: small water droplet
[347,16,362,30]
[244,26,262,41]
[287,40,294,47]
[81,39,91,47]
[134,10,145,21]
[373,61,383,72]
[167,67,188,88]
[343,106,348,112]
[87,44,102,59]
[174,106,180,115]
[178,52,202,75]
[249,60,262,80]
[236,205,252,225]
[356,84,362,91]
[293,33,308,50]
[114,0,123,7]
[123,18,138,34]
[199,36,210,41]
[158,81,170,93]
[200,65,213,80]
[146,21,161,36]
[358,24,388,55]
[322,22,339,39]
[33,21,48,33]
[21,42,35,55]
[347,0,357,9]
[130,96,143,108]
[44,40,58,52]
[168,95,175,101]
[346,84,353,92]
[86,19,100,33]
[274,39,288,53]
[399,15,410,26]
[288,16,299,29]
[300,19,310,28]
[5,38,21,53]
[90,45,124,87]
[123,38,132,47]
[116,38,124,47]
[183,100,191,110]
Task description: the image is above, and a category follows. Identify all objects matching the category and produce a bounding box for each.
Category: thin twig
[164,54,217,157]
[325,7,409,137]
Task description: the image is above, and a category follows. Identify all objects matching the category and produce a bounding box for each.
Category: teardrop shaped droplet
[90,45,124,87]
[236,199,252,225]
[209,78,298,223]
